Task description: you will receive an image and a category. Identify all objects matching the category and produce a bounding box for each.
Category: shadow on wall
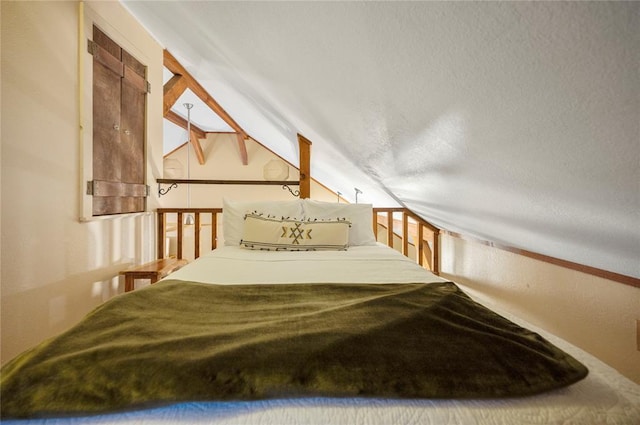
[438,235,640,385]
[441,272,523,312]
[0,263,130,365]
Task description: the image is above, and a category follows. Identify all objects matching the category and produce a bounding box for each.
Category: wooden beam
[236,133,248,165]
[164,49,248,139]
[190,129,205,165]
[163,74,187,116]
[164,110,207,164]
[297,134,312,199]
[164,110,206,139]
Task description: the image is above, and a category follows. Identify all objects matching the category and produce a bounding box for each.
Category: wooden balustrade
[372,208,440,274]
[157,208,222,260]
[156,207,440,274]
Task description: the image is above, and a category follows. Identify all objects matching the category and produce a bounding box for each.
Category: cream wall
[0,1,336,364]
[160,133,339,258]
[440,233,640,384]
[161,133,338,209]
[1,1,164,364]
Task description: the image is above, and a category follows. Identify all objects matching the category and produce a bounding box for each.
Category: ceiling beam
[164,110,206,165]
[163,74,188,116]
[163,73,205,164]
[164,49,248,140]
[190,129,205,165]
[164,110,206,139]
[236,133,248,165]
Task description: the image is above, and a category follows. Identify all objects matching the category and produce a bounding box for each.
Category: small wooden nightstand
[119,258,188,292]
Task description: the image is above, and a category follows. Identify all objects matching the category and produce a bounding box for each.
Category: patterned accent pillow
[223,198,303,246]
[240,213,351,251]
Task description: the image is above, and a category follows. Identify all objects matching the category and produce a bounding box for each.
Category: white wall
[440,233,640,384]
[1,1,164,364]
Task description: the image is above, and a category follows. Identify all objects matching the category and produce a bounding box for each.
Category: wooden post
[297,134,312,199]
[372,211,378,240]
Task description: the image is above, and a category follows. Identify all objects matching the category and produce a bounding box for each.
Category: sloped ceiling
[122,1,639,279]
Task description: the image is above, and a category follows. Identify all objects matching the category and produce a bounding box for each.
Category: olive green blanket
[1,280,587,418]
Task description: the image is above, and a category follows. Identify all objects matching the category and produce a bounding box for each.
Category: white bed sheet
[167,244,447,285]
[5,245,639,425]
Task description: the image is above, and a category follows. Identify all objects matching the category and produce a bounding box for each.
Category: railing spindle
[373,207,440,274]
[402,212,409,256]
[211,212,217,251]
[194,213,201,259]
[176,212,183,260]
[157,211,165,259]
[386,213,394,248]
[418,224,424,267]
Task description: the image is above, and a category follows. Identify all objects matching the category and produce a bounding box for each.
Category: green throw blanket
[1,280,587,418]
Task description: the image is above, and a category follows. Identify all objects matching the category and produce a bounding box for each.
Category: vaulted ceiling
[121,1,639,279]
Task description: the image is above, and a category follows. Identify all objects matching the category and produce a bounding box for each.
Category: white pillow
[223,198,304,246]
[302,200,376,246]
[240,213,350,251]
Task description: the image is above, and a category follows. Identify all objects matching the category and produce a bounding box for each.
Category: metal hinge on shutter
[87,39,97,56]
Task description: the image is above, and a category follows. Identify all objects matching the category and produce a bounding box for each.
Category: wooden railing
[157,207,440,274]
[372,208,440,274]
[157,208,222,260]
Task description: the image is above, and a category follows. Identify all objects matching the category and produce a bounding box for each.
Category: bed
[2,200,639,424]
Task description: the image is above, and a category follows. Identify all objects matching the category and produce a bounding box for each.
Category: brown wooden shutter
[90,26,148,216]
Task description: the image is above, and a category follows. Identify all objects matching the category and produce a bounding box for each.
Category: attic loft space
[160,52,328,200]
[3,0,638,396]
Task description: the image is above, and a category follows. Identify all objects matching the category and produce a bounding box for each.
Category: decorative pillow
[240,213,351,251]
[223,198,304,246]
[302,200,376,246]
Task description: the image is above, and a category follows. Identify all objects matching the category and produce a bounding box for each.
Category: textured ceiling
[122,1,639,279]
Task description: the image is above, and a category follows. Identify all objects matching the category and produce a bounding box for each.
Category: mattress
[167,244,448,285]
[2,245,639,424]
